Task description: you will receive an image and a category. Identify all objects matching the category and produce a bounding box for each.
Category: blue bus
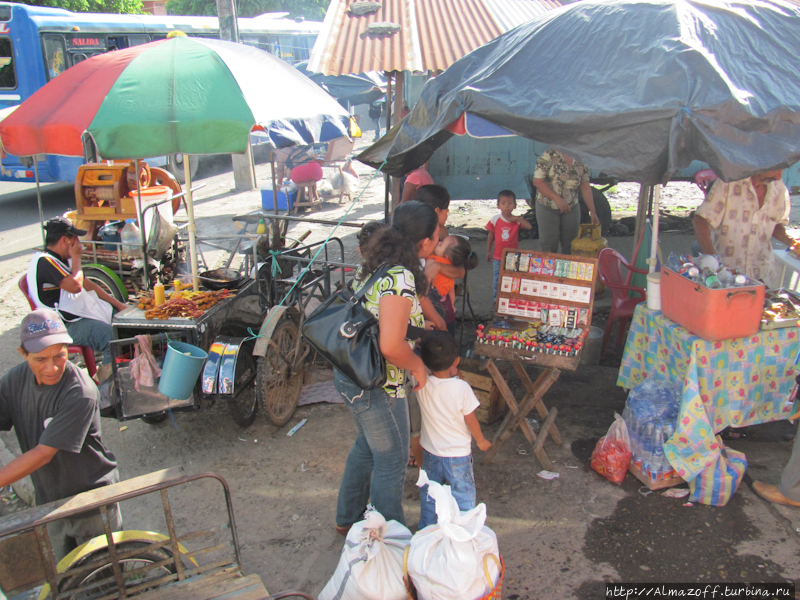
[0,2,322,183]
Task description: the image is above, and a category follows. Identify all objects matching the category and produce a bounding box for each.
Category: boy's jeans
[419,449,477,529]
[334,371,410,527]
[492,259,501,303]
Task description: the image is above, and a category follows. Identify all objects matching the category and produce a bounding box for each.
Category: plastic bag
[591,413,631,485]
[129,334,162,391]
[318,508,411,600]
[407,470,500,600]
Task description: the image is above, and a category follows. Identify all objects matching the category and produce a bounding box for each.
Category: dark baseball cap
[20,309,73,353]
[44,216,87,238]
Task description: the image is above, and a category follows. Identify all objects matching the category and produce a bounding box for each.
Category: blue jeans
[65,317,114,364]
[492,259,501,303]
[334,371,409,527]
[419,450,476,529]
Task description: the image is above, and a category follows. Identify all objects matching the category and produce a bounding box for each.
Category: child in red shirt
[485,190,532,301]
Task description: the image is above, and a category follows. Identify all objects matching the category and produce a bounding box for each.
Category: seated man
[0,309,121,560]
[27,217,127,365]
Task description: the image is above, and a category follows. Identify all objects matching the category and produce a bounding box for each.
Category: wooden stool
[481,359,563,470]
[293,181,322,213]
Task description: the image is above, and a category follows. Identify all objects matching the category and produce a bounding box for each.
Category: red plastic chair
[18,276,98,379]
[597,248,648,358]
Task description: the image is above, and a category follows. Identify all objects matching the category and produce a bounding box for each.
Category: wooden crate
[459,357,508,424]
[628,462,685,491]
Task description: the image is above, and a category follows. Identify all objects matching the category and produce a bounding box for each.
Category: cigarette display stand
[474,249,598,469]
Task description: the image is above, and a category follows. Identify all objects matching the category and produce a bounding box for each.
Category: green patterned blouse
[353,264,423,398]
[533,149,590,210]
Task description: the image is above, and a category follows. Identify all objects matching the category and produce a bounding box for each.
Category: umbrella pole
[649,184,661,273]
[33,157,45,247]
[183,154,200,292]
[135,166,149,290]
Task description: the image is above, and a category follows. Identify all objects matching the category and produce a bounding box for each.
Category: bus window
[42,34,67,80]
[0,38,15,89]
[72,53,88,65]
[107,34,150,50]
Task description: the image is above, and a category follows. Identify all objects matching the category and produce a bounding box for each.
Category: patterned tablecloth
[617,304,798,481]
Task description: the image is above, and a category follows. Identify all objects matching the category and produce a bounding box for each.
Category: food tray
[760,288,800,330]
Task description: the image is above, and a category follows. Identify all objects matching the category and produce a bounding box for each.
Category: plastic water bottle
[641,421,655,477]
[120,220,141,258]
[661,421,676,478]
[651,424,664,482]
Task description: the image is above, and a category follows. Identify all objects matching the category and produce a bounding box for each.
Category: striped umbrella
[0,36,355,288]
[0,36,354,158]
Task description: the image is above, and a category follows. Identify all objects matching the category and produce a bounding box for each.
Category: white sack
[319,508,411,600]
[408,470,500,600]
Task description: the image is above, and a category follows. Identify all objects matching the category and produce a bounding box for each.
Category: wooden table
[473,345,568,470]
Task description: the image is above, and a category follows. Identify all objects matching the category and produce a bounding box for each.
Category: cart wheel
[84,265,128,302]
[256,318,304,427]
[228,351,258,427]
[56,541,178,598]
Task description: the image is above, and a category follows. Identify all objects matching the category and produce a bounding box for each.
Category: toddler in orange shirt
[426,235,478,334]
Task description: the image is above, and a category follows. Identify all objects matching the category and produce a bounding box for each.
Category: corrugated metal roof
[308,0,561,75]
[482,0,561,31]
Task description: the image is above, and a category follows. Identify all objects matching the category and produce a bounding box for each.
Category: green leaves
[164,0,327,19]
[16,0,144,14]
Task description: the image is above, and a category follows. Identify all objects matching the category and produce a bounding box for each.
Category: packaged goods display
[622,380,683,488]
[761,288,800,329]
[475,249,597,369]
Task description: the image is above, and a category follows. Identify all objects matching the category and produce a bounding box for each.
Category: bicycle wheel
[57,541,177,599]
[256,318,304,427]
[228,351,258,427]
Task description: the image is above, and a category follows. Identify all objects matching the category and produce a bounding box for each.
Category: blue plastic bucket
[158,341,208,400]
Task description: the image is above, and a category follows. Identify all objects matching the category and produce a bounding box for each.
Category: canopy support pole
[634,184,649,253]
[33,156,45,247]
[270,150,281,250]
[384,72,393,222]
[390,71,403,215]
[134,165,149,290]
[648,185,661,273]
[183,154,200,292]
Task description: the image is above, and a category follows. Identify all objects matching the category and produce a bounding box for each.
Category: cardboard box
[661,267,765,341]
[261,188,298,211]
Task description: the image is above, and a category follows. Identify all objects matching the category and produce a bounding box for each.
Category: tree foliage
[164,0,328,20]
[10,0,144,13]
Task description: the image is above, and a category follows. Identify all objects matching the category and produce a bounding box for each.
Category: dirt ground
[1,136,800,599]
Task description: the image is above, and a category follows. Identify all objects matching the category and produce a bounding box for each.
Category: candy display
[475,322,587,357]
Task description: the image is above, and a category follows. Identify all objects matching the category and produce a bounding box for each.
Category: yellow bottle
[154,282,166,306]
[256,218,266,234]
[173,279,181,292]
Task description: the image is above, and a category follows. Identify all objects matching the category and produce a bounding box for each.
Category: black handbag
[301,265,393,390]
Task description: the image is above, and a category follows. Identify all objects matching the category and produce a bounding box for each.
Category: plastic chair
[18,276,98,379]
[597,248,648,358]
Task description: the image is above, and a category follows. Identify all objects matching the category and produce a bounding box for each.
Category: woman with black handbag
[334,201,439,534]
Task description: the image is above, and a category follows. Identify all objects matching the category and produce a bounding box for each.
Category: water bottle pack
[622,379,680,484]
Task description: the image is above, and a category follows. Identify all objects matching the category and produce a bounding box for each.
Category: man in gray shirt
[0,309,120,559]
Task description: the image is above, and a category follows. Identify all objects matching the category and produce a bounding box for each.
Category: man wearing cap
[0,309,121,559]
[26,217,128,365]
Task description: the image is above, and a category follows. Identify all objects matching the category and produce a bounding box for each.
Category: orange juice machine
[74,161,147,226]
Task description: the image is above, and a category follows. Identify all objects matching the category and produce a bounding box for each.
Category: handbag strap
[351,263,394,303]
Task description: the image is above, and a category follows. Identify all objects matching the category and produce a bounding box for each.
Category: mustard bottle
[154,282,166,306]
[256,218,266,234]
[173,279,181,292]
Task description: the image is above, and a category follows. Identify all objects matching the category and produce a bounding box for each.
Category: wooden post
[634,184,650,253]
[384,73,393,222]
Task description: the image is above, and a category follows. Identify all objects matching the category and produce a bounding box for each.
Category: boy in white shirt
[417,331,491,529]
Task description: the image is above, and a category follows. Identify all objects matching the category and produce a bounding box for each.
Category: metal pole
[649,185,661,273]
[384,73,393,222]
[33,156,45,247]
[135,162,149,290]
[270,150,281,250]
[183,154,200,291]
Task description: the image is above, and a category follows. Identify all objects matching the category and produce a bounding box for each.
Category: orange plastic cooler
[660,267,765,341]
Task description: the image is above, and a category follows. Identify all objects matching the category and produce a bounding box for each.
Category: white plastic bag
[408,471,500,600]
[318,508,411,600]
